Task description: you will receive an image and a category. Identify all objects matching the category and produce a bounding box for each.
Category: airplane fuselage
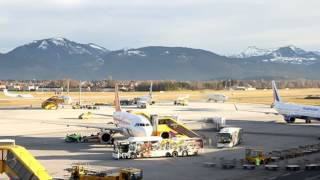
[274,101,320,122]
[3,89,34,98]
[113,111,153,137]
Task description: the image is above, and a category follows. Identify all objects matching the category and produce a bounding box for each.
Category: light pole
[79,80,82,106]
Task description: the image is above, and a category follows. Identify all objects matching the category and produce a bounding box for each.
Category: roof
[127,136,163,142]
[219,127,242,134]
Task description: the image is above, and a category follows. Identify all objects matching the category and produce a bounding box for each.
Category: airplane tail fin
[272,80,282,102]
[149,82,153,98]
[114,84,122,112]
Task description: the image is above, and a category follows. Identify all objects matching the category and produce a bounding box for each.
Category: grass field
[0,88,320,107]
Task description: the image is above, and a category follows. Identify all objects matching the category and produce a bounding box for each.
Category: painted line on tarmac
[304,174,320,180]
[281,173,291,177]
[245,131,317,138]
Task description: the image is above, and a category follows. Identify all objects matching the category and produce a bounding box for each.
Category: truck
[68,165,143,180]
[113,136,203,159]
[42,95,72,110]
[174,95,189,106]
[120,99,135,106]
[245,148,271,165]
[136,100,148,109]
[216,127,243,148]
[65,133,114,144]
[174,98,188,106]
[206,94,228,103]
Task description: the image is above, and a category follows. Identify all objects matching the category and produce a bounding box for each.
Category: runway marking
[245,131,318,138]
[304,174,320,180]
[281,173,291,177]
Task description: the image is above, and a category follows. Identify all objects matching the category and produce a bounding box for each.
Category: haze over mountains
[0,38,319,80]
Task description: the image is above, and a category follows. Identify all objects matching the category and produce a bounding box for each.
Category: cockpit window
[135,123,148,127]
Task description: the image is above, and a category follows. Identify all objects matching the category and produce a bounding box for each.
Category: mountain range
[0,37,319,80]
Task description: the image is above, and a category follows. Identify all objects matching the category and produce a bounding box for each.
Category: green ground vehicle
[65,133,82,143]
[65,133,101,143]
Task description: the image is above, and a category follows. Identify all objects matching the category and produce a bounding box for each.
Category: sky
[0,0,319,54]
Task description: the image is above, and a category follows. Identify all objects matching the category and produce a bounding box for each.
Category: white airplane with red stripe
[57,84,153,143]
[112,84,153,137]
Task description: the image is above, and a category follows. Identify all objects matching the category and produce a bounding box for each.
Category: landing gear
[305,119,312,124]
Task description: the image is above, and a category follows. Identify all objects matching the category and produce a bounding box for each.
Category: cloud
[0,0,319,54]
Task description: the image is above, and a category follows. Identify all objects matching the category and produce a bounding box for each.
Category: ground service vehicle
[78,112,92,119]
[69,165,143,180]
[120,99,134,106]
[72,104,82,109]
[65,133,83,143]
[137,101,148,109]
[65,133,111,144]
[0,139,52,179]
[174,99,188,106]
[245,148,271,165]
[42,95,72,110]
[217,127,243,148]
[207,94,228,103]
[113,136,203,159]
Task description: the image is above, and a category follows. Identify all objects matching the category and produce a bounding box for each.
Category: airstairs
[0,139,52,180]
[149,115,200,138]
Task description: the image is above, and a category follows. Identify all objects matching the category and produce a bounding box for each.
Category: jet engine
[98,132,113,144]
[284,116,295,123]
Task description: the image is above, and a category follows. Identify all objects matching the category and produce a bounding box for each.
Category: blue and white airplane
[272,80,320,124]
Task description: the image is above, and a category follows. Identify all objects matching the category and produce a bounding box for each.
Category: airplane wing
[91,113,113,117]
[43,121,124,133]
[233,103,279,115]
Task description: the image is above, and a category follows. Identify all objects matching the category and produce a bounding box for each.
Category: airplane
[234,81,320,124]
[271,80,320,124]
[135,82,154,106]
[3,89,34,98]
[120,82,154,108]
[48,84,153,143]
[113,84,153,136]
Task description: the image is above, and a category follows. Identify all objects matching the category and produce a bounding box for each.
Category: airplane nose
[146,127,153,136]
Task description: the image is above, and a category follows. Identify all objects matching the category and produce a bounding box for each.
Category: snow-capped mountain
[117,49,146,57]
[10,37,109,57]
[233,46,272,58]
[0,38,110,79]
[312,50,320,56]
[233,45,320,65]
[0,38,320,80]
